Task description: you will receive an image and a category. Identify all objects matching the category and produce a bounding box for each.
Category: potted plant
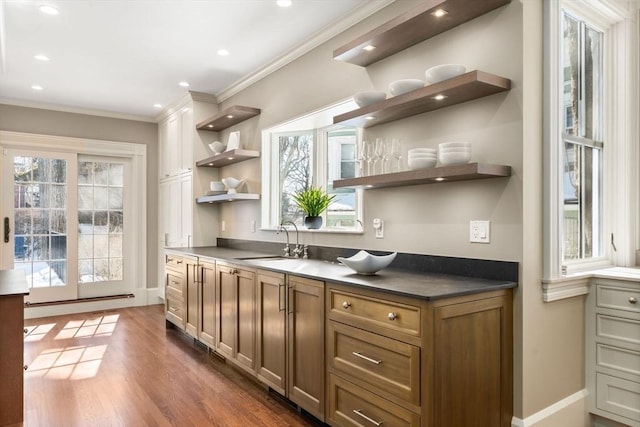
[292,186,336,229]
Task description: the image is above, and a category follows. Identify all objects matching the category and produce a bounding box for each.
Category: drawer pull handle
[352,409,383,426]
[176,260,183,264]
[387,312,397,321]
[630,297,638,304]
[342,301,351,309]
[352,351,382,365]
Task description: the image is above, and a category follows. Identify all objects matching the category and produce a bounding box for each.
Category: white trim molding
[542,276,590,302]
[511,389,588,427]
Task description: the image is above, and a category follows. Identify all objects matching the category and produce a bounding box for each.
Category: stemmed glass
[372,138,385,175]
[356,139,366,176]
[362,140,375,176]
[391,139,402,172]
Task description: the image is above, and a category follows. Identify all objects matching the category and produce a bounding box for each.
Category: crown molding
[0,97,155,123]
[154,91,218,123]
[216,0,395,102]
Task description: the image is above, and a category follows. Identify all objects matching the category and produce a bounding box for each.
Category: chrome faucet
[276,223,291,257]
[280,220,301,258]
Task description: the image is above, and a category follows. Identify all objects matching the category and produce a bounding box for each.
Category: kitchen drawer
[328,287,421,339]
[166,297,184,328]
[596,373,640,423]
[165,254,184,272]
[597,343,640,378]
[597,314,640,346]
[328,374,420,427]
[597,285,640,314]
[328,321,420,405]
[166,272,184,296]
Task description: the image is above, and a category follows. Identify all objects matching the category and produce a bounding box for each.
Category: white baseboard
[24,287,163,319]
[512,389,588,427]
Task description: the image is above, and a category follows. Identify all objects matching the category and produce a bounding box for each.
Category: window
[543,1,639,281]
[262,100,362,231]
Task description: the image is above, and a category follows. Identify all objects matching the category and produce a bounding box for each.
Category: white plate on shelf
[205,190,227,196]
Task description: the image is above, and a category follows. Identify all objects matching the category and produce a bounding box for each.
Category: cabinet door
[184,256,199,338]
[159,178,180,247]
[256,271,287,395]
[165,114,180,177]
[179,106,193,173]
[198,261,216,348]
[158,119,170,179]
[288,275,325,421]
[215,264,237,358]
[179,172,192,247]
[236,267,257,372]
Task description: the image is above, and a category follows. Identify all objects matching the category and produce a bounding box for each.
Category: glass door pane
[2,149,78,303]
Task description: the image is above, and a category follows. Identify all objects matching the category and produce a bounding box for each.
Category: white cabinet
[586,277,640,426]
[159,172,192,248]
[159,106,194,179]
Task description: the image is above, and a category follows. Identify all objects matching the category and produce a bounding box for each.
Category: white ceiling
[0,0,389,121]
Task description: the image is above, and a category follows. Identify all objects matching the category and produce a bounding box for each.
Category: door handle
[4,217,10,243]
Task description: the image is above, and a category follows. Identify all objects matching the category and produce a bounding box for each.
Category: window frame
[261,100,363,232]
[543,1,639,283]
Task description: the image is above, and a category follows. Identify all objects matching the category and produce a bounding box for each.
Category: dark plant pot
[304,216,323,229]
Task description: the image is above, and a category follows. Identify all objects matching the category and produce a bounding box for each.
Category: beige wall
[208,0,587,424]
[0,104,159,288]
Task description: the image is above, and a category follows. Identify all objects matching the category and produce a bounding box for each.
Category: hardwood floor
[22,304,320,427]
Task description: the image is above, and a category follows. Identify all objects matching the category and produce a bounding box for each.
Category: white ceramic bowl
[408,157,437,170]
[209,141,227,154]
[353,91,387,108]
[438,147,471,153]
[221,177,244,193]
[408,148,437,155]
[439,141,471,149]
[210,181,225,192]
[389,79,424,96]
[438,151,471,165]
[408,152,437,158]
[337,250,397,275]
[425,64,467,84]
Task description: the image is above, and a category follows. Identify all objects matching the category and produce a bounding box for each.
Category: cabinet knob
[342,301,351,309]
[24,365,28,371]
[388,312,397,321]
[24,328,28,334]
[629,297,638,304]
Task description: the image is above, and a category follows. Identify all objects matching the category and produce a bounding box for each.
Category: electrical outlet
[373,218,384,239]
[470,220,490,243]
[221,220,226,232]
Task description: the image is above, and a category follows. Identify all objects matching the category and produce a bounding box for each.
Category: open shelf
[332,163,511,189]
[333,70,510,128]
[196,149,260,168]
[333,0,511,66]
[196,105,261,131]
[196,193,260,204]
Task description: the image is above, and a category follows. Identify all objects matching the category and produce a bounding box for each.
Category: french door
[2,149,133,304]
[2,149,78,303]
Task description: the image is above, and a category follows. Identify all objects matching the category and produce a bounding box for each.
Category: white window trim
[0,130,147,300]
[542,1,639,300]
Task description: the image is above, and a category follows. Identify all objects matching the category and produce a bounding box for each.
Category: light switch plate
[470,220,490,243]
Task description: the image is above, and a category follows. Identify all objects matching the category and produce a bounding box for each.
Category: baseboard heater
[25,293,135,307]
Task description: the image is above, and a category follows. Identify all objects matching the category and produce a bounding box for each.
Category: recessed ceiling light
[217,49,230,56]
[277,0,292,7]
[32,85,43,91]
[179,81,190,87]
[153,104,162,108]
[432,94,448,101]
[363,45,376,51]
[431,9,448,18]
[34,54,50,61]
[39,5,59,15]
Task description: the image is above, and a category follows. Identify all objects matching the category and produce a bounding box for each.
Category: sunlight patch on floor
[25,344,107,380]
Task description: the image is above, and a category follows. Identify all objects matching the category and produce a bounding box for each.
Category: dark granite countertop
[0,269,29,297]
[165,246,516,300]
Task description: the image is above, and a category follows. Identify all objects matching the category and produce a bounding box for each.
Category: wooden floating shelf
[333,0,511,66]
[333,70,510,128]
[196,105,261,131]
[196,149,260,168]
[196,193,260,204]
[332,163,511,189]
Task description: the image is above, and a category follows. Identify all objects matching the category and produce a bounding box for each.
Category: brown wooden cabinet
[0,270,29,426]
[215,261,257,374]
[184,255,199,338]
[198,260,216,348]
[256,271,326,421]
[327,282,512,427]
[164,254,185,329]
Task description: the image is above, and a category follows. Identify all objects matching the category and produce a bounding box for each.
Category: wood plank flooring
[22,304,319,427]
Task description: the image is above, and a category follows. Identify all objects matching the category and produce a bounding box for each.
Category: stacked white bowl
[438,142,472,165]
[408,147,437,170]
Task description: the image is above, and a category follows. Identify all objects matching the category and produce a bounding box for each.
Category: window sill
[542,266,640,302]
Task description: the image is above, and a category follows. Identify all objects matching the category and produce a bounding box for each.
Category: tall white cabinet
[157,92,219,295]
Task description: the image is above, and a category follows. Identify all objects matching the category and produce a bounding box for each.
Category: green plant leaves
[291,186,336,217]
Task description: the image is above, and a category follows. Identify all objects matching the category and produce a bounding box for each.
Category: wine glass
[372,138,385,175]
[362,140,375,176]
[391,139,402,172]
[356,138,366,176]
